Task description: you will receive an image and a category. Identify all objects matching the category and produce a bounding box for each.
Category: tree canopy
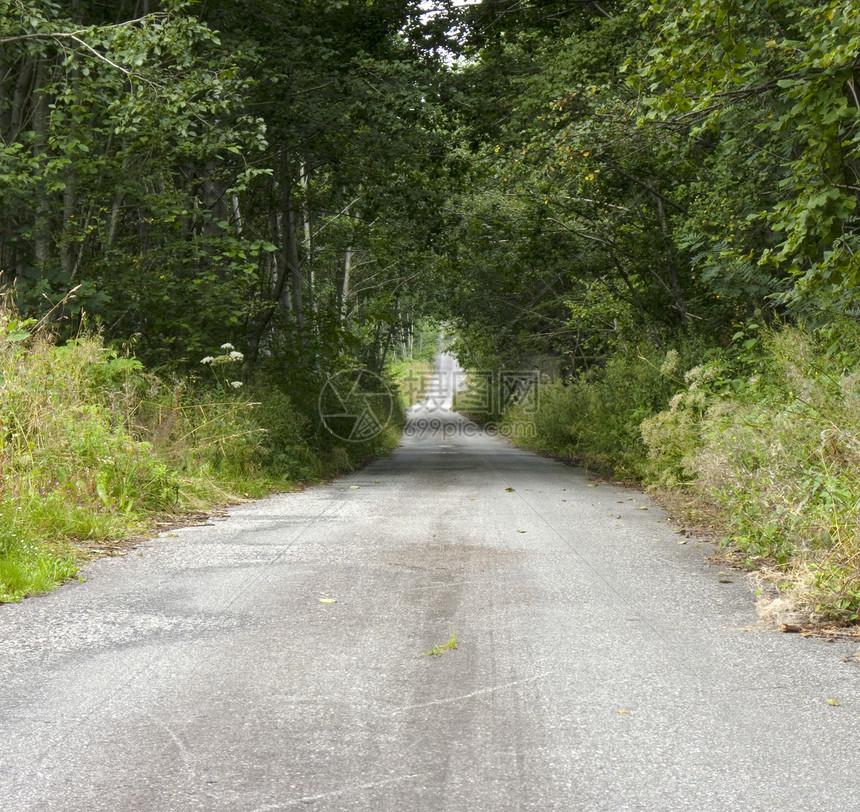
[3,0,859,374]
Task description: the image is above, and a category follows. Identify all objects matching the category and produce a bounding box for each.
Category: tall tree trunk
[648,181,689,324]
[273,210,291,315]
[106,194,123,249]
[286,195,304,329]
[278,155,304,329]
[340,246,353,323]
[231,194,243,237]
[61,61,80,280]
[276,153,304,328]
[61,175,77,278]
[32,61,51,272]
[0,59,11,136]
[245,211,284,366]
[300,161,315,314]
[9,55,36,141]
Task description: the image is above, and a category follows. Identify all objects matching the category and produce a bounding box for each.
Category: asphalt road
[2,355,860,811]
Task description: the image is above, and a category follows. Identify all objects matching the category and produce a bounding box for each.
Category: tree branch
[0,14,168,82]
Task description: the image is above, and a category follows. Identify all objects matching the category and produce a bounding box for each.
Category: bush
[503,343,683,479]
[642,326,860,623]
[0,299,411,603]
[489,324,860,624]
[640,360,724,486]
[0,320,186,599]
[245,386,322,482]
[0,317,327,601]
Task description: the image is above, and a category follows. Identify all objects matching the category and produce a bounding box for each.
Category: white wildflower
[229,350,244,361]
[230,381,243,388]
[660,349,679,376]
[200,356,215,365]
[221,342,234,351]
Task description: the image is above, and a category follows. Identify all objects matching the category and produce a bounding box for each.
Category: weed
[0,299,408,603]
[499,341,689,479]
[0,314,306,601]
[425,632,458,656]
[642,325,860,623]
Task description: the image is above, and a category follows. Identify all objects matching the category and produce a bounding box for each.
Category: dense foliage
[0,0,454,374]
[440,0,860,361]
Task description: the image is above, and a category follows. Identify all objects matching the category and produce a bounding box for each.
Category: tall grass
[479,326,860,625]
[501,343,683,479]
[0,313,307,601]
[0,322,248,600]
[0,304,409,602]
[642,327,860,622]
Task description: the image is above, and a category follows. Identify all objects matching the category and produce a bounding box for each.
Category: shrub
[643,326,860,623]
[0,319,315,600]
[503,342,683,479]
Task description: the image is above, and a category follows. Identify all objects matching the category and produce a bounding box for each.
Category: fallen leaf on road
[826,698,841,706]
[349,485,360,490]
[636,506,648,510]
[617,709,630,714]
[505,487,515,492]
[678,540,688,545]
[517,530,527,533]
[318,598,337,604]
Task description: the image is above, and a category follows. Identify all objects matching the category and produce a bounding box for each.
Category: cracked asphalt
[2,354,860,811]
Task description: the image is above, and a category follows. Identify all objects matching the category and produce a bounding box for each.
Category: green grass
[0,304,404,603]
[424,632,458,656]
[0,544,79,602]
[497,342,683,480]
[644,327,860,623]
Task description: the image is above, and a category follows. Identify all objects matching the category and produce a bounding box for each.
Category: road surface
[2,354,860,810]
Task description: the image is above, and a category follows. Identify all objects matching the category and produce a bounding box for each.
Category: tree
[637,0,860,317]
[0,0,269,362]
